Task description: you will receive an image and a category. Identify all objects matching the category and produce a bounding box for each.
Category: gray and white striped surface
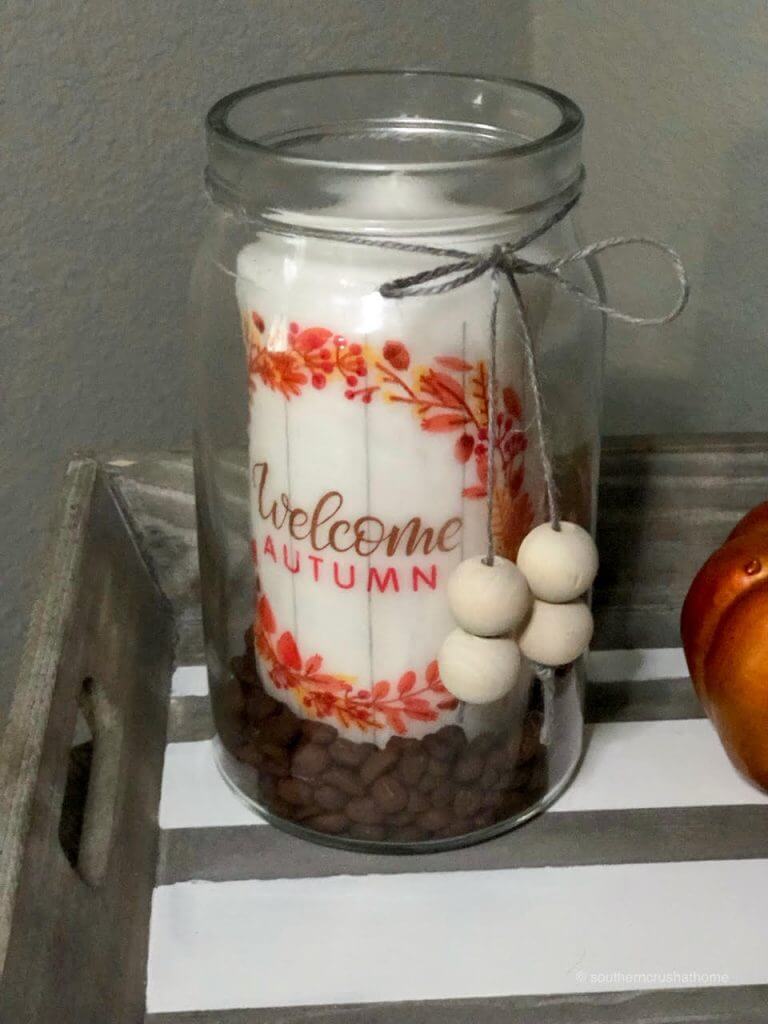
[4,443,768,1024]
[146,648,768,1022]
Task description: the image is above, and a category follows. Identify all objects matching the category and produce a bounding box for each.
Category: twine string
[258,190,689,563]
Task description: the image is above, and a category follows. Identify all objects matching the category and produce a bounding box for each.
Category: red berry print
[383,340,410,371]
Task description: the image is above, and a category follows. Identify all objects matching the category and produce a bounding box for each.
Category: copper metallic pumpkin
[681,501,768,791]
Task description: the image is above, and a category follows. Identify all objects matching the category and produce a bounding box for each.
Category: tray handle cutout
[58,676,123,887]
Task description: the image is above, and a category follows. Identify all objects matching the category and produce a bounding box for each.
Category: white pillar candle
[238,175,551,744]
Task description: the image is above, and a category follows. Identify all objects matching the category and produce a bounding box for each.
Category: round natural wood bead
[517,521,599,603]
[447,555,531,637]
[517,598,594,667]
[438,628,521,704]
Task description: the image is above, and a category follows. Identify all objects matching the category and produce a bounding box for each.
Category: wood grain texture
[0,465,174,1024]
[3,437,768,1023]
[144,984,768,1024]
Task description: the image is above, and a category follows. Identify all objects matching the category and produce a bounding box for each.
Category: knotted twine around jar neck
[258,189,690,567]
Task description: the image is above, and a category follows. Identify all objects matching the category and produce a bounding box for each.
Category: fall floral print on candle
[255,595,458,734]
[244,310,535,555]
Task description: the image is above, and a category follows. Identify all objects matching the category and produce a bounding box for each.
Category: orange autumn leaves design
[255,595,458,734]
[245,311,534,558]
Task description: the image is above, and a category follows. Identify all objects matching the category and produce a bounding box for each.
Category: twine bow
[261,191,690,565]
[376,195,689,562]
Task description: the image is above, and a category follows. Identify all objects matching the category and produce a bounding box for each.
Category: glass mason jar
[190,71,604,852]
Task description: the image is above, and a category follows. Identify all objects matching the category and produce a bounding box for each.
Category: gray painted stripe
[586,678,703,722]
[145,983,768,1024]
[158,805,768,885]
[167,678,700,744]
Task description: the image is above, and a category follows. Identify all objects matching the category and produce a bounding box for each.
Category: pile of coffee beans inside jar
[227,630,547,843]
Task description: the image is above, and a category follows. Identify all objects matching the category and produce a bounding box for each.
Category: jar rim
[206,69,583,172]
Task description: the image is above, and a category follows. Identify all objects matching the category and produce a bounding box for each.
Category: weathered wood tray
[2,438,768,1023]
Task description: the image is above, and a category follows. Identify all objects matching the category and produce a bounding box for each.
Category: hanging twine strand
[259,189,689,564]
[486,261,501,565]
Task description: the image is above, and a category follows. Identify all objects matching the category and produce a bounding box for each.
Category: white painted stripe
[171,665,208,697]
[586,647,689,683]
[146,859,768,1012]
[159,717,766,830]
[159,741,265,830]
[554,719,767,812]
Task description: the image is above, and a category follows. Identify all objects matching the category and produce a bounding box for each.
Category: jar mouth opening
[206,70,583,172]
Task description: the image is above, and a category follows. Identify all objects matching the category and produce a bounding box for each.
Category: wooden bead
[517,521,599,603]
[447,555,531,637]
[517,599,594,666]
[438,628,521,704]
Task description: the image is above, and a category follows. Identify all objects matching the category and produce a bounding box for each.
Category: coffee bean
[258,774,276,801]
[516,732,540,766]
[246,690,280,723]
[260,707,301,746]
[499,791,531,816]
[258,746,290,778]
[234,742,260,767]
[435,724,467,751]
[370,774,408,814]
[386,735,419,756]
[306,813,347,835]
[480,788,503,811]
[274,778,311,802]
[422,807,451,832]
[300,720,338,745]
[525,759,548,796]
[231,655,258,688]
[453,787,483,819]
[391,825,428,842]
[468,732,496,756]
[349,823,386,841]
[454,753,483,784]
[487,746,511,774]
[480,764,499,790]
[398,752,428,785]
[269,797,294,819]
[360,747,399,787]
[418,772,438,794]
[323,767,365,797]
[259,742,291,771]
[433,821,471,839]
[291,743,330,780]
[406,789,430,816]
[431,781,454,808]
[472,810,497,830]
[315,785,348,812]
[424,733,456,763]
[276,778,314,806]
[288,804,323,822]
[426,759,450,779]
[346,797,384,825]
[389,808,416,827]
[329,738,371,768]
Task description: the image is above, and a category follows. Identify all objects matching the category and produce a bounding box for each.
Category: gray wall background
[2,0,767,709]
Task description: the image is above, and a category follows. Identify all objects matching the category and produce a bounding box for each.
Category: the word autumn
[251,461,463,592]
